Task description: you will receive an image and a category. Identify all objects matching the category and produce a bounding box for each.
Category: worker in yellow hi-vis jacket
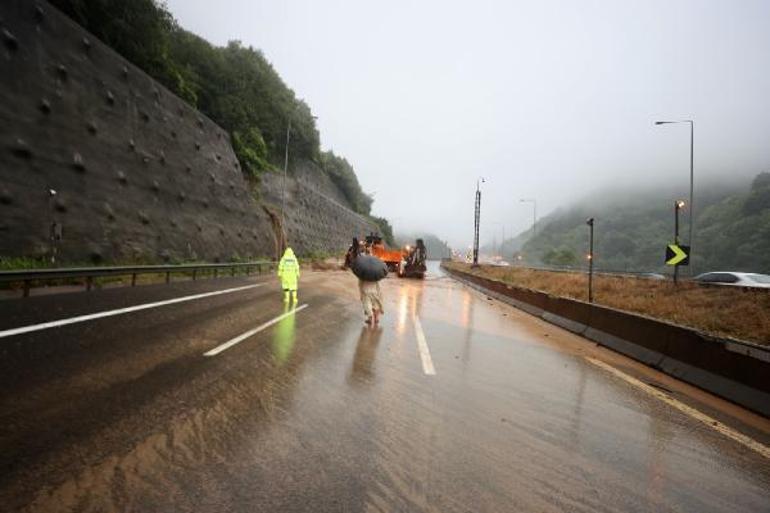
[277,247,300,303]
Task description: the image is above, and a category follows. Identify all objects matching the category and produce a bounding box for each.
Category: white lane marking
[0,284,262,340]
[585,357,770,460]
[204,304,309,357]
[414,315,436,376]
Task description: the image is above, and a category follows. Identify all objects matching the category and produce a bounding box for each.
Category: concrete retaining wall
[442,264,770,417]
[259,162,378,256]
[0,1,378,264]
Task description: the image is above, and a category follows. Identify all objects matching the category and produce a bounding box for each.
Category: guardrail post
[192,269,197,281]
[214,268,218,279]
[23,280,30,297]
[231,266,236,277]
[86,276,93,291]
[131,273,137,287]
[165,271,170,284]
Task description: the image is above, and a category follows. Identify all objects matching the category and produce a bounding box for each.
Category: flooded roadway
[0,263,768,512]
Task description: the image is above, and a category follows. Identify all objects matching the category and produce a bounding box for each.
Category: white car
[694,272,770,289]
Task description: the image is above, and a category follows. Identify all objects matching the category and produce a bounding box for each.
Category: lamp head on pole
[676,200,686,209]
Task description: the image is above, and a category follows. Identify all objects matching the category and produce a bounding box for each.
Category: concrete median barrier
[442,264,770,418]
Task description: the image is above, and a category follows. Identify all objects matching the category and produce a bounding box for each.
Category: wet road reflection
[0,268,768,512]
[349,327,383,386]
[272,302,298,365]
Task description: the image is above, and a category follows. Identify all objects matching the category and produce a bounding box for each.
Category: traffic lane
[263,273,769,513]
[0,276,335,499]
[410,276,770,512]
[0,277,273,395]
[23,271,764,513]
[0,271,340,392]
[0,275,280,331]
[430,274,770,441]
[4,271,770,512]
[7,292,361,513]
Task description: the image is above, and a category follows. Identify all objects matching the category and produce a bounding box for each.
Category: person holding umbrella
[349,244,387,325]
[360,277,384,325]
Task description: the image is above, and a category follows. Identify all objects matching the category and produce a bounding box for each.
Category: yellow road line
[585,356,770,459]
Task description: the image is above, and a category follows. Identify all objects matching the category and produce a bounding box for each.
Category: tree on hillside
[516,174,770,273]
[320,151,372,215]
[743,172,770,215]
[542,248,578,267]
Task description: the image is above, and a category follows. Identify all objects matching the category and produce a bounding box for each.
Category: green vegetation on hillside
[49,0,375,217]
[510,173,770,274]
[320,151,373,215]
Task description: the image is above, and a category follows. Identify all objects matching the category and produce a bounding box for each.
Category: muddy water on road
[6,269,770,512]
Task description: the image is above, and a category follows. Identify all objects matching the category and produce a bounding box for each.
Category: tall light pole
[520,198,537,237]
[281,115,318,253]
[280,119,292,253]
[473,177,484,267]
[586,217,594,303]
[655,120,694,263]
[501,224,506,259]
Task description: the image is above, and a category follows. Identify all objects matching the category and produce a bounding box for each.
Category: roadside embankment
[442,261,770,417]
[443,262,770,346]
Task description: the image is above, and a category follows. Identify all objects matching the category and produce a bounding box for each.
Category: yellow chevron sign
[665,244,690,266]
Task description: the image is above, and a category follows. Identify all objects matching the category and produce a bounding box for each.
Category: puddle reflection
[349,327,383,385]
[272,303,298,366]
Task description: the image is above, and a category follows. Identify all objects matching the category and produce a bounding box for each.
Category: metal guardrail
[0,261,275,297]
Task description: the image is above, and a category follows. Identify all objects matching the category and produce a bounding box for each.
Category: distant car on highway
[693,272,770,289]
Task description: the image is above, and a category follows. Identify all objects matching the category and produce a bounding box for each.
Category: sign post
[666,200,689,284]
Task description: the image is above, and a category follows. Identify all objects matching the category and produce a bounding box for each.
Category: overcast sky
[165,0,770,248]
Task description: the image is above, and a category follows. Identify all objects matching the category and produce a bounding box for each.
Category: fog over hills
[489,173,770,274]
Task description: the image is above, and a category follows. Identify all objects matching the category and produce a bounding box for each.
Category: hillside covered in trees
[503,173,770,274]
[49,0,375,217]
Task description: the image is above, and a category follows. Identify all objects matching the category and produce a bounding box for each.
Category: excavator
[365,233,427,279]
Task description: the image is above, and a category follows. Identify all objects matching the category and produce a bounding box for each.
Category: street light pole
[520,198,537,238]
[501,225,505,259]
[280,118,292,253]
[586,217,594,303]
[655,120,694,265]
[473,177,484,267]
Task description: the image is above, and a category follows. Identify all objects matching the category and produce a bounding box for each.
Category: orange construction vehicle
[364,233,427,279]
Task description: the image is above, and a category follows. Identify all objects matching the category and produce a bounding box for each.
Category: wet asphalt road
[1,263,769,512]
